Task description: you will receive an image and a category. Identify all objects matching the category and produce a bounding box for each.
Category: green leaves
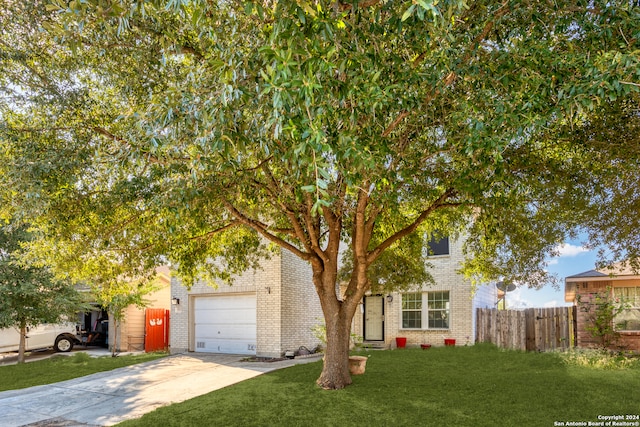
[2,0,640,296]
[0,223,88,331]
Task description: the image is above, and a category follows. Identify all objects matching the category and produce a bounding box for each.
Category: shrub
[576,287,629,349]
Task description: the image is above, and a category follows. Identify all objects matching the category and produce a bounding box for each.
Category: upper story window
[427,236,449,256]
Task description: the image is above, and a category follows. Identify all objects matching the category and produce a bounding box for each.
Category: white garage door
[194,294,257,355]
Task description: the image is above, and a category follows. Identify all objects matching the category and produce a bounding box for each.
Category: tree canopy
[1,0,639,388]
[0,223,86,362]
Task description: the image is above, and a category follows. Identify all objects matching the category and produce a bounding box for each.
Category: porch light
[386,294,393,303]
[171,297,180,305]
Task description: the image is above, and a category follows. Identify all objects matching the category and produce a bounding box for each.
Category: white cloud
[503,288,528,309]
[554,243,589,258]
[543,300,558,308]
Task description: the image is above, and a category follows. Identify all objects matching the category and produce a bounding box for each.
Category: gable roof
[566,270,608,279]
[564,262,640,303]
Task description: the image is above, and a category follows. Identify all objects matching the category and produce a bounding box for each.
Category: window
[402,291,450,329]
[614,287,640,331]
[427,236,449,256]
[428,291,449,328]
[402,293,422,329]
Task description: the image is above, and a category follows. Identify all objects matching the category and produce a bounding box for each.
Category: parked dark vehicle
[80,318,108,348]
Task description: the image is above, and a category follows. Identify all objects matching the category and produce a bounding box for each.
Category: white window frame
[614,287,640,331]
[401,291,450,330]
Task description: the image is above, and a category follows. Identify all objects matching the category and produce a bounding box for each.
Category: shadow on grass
[121,345,640,427]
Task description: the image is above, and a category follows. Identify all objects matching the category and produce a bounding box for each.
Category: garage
[193,294,257,355]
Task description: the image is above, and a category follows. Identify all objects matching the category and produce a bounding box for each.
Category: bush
[555,348,639,370]
[70,352,92,364]
[576,287,629,349]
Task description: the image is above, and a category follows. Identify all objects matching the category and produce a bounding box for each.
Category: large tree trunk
[18,324,27,364]
[312,256,365,390]
[316,306,354,389]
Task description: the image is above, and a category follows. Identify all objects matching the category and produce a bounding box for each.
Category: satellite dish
[496,281,516,292]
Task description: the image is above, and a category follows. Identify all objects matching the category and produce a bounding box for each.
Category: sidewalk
[0,352,322,426]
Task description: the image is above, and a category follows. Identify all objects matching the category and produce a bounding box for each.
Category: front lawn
[0,351,168,392]
[121,344,640,427]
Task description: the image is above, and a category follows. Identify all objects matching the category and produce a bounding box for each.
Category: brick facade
[170,237,496,356]
[351,237,496,348]
[169,249,323,358]
[567,277,640,353]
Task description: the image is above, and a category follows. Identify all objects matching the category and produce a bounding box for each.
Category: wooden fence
[476,307,577,352]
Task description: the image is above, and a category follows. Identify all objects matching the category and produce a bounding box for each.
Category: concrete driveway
[0,352,322,426]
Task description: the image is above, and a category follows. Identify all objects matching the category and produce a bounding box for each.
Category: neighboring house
[78,267,172,352]
[111,266,172,352]
[565,264,640,352]
[351,236,497,349]
[170,250,323,358]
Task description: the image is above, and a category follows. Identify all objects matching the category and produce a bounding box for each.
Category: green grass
[0,351,168,392]
[121,345,640,427]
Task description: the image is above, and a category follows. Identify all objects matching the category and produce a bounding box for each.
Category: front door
[364,295,384,341]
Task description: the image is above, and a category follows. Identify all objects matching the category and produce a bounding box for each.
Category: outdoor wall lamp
[386,294,394,303]
[171,297,180,305]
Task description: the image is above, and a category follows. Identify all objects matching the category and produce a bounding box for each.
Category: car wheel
[54,335,74,352]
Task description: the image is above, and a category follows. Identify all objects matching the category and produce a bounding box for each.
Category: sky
[504,239,599,309]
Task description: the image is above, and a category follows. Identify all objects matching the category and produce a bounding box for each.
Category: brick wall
[169,275,190,353]
[255,253,283,357]
[574,281,612,350]
[279,250,323,356]
[169,250,323,358]
[574,280,640,353]
[352,236,482,348]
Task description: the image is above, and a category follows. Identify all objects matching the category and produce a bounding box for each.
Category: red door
[145,308,169,352]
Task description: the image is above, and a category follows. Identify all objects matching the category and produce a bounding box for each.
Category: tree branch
[382,1,512,137]
[188,221,242,241]
[302,191,328,263]
[367,188,457,264]
[221,199,312,261]
[256,162,309,243]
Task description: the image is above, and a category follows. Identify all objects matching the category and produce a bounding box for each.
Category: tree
[93,276,159,357]
[0,223,87,363]
[1,0,639,388]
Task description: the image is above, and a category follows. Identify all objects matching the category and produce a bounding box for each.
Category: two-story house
[169,237,496,357]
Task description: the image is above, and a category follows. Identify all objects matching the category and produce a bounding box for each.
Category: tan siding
[110,274,171,352]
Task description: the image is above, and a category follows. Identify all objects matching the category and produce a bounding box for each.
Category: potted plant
[348,355,368,375]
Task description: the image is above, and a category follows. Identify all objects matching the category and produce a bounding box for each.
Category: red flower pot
[395,337,407,348]
[444,339,456,346]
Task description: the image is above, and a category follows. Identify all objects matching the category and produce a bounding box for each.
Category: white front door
[364,295,384,341]
[193,294,257,355]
